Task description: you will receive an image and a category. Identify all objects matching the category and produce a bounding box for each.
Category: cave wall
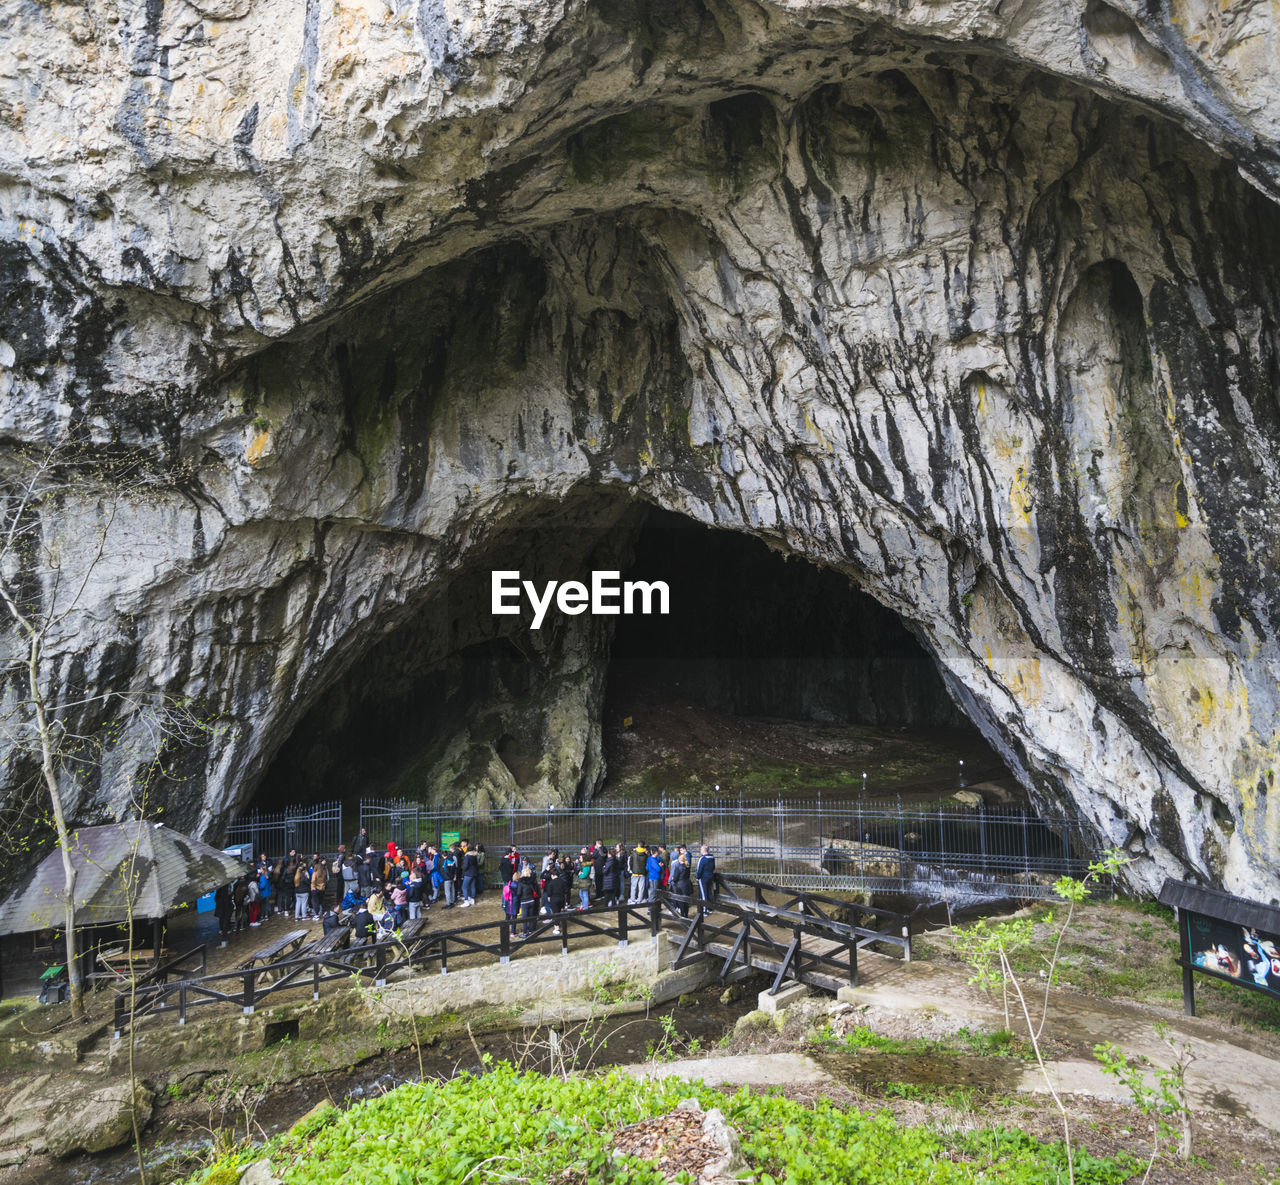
[2,0,1280,896]
[260,495,645,812]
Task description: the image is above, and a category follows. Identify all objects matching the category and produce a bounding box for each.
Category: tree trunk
[28,635,82,1017]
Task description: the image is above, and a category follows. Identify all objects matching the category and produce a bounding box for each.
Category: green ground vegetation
[915,898,1280,1033]
[807,1020,1032,1060]
[186,1062,1140,1185]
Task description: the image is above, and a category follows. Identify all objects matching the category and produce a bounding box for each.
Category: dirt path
[844,955,1280,1132]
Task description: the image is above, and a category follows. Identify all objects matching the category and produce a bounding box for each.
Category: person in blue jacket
[645,846,664,902]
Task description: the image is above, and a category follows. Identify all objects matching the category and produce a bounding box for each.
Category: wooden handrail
[113,881,910,1032]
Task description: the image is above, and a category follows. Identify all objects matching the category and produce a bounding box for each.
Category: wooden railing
[114,902,666,1035]
[113,876,913,1034]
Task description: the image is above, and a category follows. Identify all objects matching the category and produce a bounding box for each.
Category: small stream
[48,983,763,1185]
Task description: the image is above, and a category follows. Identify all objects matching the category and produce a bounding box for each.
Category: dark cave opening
[607,509,966,727]
[252,499,1010,814]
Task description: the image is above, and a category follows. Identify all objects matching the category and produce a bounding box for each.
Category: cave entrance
[601,509,1011,804]
[251,497,1012,818]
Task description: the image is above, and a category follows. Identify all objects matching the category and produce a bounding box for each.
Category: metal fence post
[777,797,784,880]
[817,791,823,876]
[857,798,864,880]
[897,800,905,892]
[661,794,668,847]
[738,792,745,876]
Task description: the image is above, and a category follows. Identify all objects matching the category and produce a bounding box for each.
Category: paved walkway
[618,1052,833,1088]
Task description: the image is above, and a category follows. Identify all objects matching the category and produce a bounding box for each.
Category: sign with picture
[1185,909,1280,999]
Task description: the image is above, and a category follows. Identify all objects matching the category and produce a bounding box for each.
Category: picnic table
[240,928,310,981]
[306,925,352,957]
[397,917,428,944]
[92,945,163,985]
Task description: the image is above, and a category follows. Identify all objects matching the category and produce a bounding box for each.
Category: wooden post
[242,970,255,1016]
[499,919,511,964]
[618,904,629,948]
[1177,907,1195,1016]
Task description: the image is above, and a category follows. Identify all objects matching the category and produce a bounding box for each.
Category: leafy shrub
[187,1063,1139,1185]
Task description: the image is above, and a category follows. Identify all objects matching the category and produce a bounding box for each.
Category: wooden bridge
[113,874,913,1035]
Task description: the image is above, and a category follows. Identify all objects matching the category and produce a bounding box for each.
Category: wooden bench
[396,917,428,944]
[306,925,351,957]
[240,928,310,981]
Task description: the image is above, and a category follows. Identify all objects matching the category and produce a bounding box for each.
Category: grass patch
[808,1022,1034,1060]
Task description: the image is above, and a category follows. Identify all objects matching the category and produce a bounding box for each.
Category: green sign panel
[441,830,461,849]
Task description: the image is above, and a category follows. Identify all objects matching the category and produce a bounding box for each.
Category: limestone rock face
[2,0,1280,897]
[43,1081,153,1158]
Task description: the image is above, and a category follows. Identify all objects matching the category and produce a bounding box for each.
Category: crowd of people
[498,840,718,936]
[213,833,718,943]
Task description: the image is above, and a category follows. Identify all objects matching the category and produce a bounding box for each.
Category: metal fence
[342,796,1097,902]
[224,801,344,860]
[222,797,1096,901]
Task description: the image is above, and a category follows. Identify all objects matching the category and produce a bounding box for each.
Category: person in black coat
[322,902,346,935]
[214,883,232,936]
[695,845,716,915]
[592,843,608,901]
[515,870,538,936]
[460,845,479,907]
[543,865,568,930]
[352,904,376,944]
[669,851,693,917]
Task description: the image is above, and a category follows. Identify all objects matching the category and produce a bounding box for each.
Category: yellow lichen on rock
[247,430,271,466]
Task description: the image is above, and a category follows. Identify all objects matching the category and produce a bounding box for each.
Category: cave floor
[599,698,1014,803]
